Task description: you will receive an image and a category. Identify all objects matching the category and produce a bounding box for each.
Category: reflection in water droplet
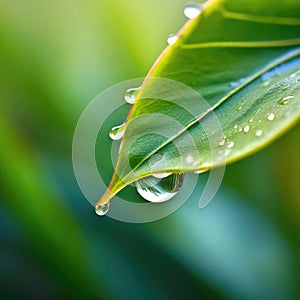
[135,174,184,203]
[109,123,125,140]
[243,125,250,133]
[95,202,110,216]
[267,113,275,121]
[167,34,178,45]
[227,141,235,149]
[184,2,203,19]
[256,130,263,137]
[124,87,140,104]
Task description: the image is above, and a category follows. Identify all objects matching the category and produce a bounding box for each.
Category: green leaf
[97,0,300,206]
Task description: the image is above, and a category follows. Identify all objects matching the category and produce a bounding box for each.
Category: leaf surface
[98,0,300,205]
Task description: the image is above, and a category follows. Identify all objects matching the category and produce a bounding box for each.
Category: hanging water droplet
[167,34,178,45]
[135,174,184,203]
[184,2,203,19]
[95,202,110,216]
[124,87,140,104]
[226,141,235,149]
[243,125,250,133]
[109,123,125,140]
[278,95,294,105]
[267,113,275,121]
[256,130,263,137]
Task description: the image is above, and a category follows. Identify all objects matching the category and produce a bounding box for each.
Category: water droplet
[219,139,225,146]
[248,118,254,123]
[236,106,242,111]
[184,2,203,19]
[185,154,194,164]
[95,202,110,216]
[227,141,235,149]
[135,174,184,203]
[256,130,263,137]
[167,34,178,45]
[124,87,140,104]
[152,173,171,179]
[243,125,250,133]
[234,124,238,129]
[109,123,125,140]
[267,113,275,121]
[278,95,294,105]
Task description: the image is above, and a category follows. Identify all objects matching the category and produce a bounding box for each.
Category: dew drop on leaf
[219,139,226,146]
[135,174,184,203]
[185,154,194,164]
[184,2,203,19]
[124,87,140,104]
[267,113,275,121]
[243,125,250,133]
[109,123,125,140]
[152,173,171,179]
[256,130,263,137]
[167,34,178,45]
[226,141,235,149]
[278,95,294,105]
[95,202,110,216]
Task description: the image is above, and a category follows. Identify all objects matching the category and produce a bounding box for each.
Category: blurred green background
[0,0,299,299]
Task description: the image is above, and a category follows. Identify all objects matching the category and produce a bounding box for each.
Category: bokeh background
[0,0,299,299]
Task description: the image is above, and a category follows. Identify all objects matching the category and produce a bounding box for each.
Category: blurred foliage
[0,0,299,299]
